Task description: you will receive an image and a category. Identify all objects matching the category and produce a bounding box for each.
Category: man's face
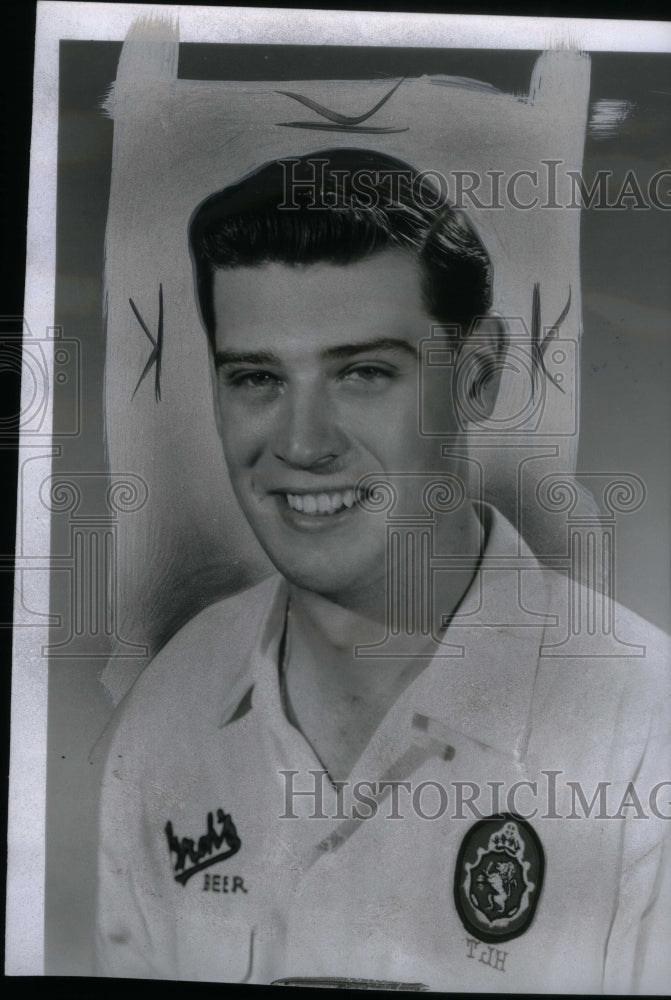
[211,250,470,603]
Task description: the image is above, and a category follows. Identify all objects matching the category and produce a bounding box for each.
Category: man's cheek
[225,454,256,481]
[219,423,258,462]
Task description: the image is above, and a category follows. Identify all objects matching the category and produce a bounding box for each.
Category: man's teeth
[286,490,356,516]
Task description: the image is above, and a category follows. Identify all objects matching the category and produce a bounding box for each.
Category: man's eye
[223,371,283,391]
[339,365,395,385]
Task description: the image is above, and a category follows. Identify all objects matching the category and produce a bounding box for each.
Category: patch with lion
[454,814,544,943]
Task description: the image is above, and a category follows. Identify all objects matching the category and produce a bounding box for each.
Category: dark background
[3,0,670,995]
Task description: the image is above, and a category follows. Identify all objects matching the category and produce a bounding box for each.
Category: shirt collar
[217,574,288,727]
[219,503,552,761]
[403,501,552,760]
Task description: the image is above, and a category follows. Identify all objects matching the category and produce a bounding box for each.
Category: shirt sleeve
[635,827,671,994]
[602,677,671,995]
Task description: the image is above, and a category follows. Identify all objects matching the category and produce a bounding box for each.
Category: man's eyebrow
[214,350,282,368]
[214,338,418,368]
[322,338,418,361]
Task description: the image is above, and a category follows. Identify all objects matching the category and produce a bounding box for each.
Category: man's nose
[272,385,347,470]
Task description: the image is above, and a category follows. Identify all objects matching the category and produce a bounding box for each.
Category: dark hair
[189,148,493,346]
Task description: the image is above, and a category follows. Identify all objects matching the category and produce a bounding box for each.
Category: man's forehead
[211,253,431,352]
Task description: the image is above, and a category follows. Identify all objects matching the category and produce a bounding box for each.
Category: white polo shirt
[95,505,670,992]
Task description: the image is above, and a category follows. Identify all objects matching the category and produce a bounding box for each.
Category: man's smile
[267,488,363,533]
[263,486,365,529]
[285,489,356,516]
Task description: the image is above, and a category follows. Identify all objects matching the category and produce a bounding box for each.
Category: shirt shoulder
[542,569,671,683]
[108,574,283,741]
[531,570,670,777]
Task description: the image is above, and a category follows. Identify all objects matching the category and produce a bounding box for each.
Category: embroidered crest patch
[454,814,544,942]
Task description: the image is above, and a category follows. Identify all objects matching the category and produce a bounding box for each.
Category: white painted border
[7,0,671,978]
[34,2,671,50]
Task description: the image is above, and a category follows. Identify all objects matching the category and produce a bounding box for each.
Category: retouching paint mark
[587,99,635,139]
[275,78,406,132]
[306,713,458,870]
[429,76,503,95]
[276,122,408,133]
[130,283,163,402]
[531,283,571,399]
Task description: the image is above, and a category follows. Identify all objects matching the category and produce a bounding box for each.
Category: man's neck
[281,503,484,781]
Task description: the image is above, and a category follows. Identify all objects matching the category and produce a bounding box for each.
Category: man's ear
[457,314,508,424]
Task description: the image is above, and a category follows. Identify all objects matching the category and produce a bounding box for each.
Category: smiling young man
[96,150,670,991]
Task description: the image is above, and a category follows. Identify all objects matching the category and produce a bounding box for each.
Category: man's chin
[278,564,369,599]
[265,552,382,608]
